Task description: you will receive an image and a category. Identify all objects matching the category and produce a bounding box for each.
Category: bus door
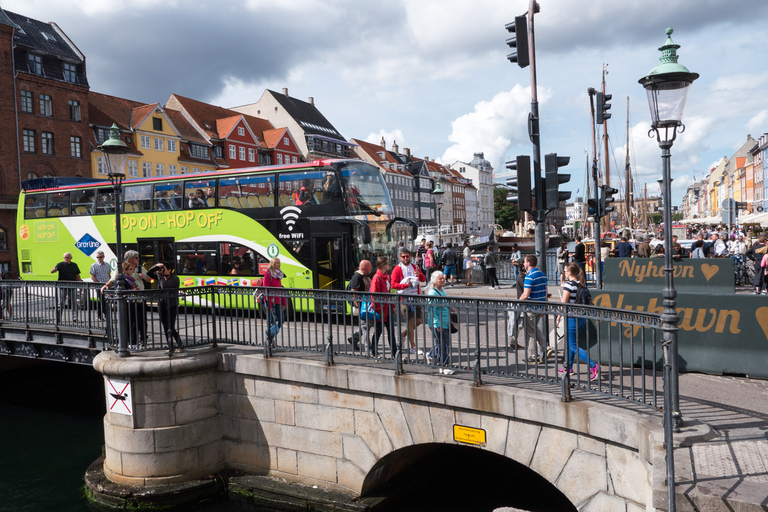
[311,235,348,291]
[137,238,174,288]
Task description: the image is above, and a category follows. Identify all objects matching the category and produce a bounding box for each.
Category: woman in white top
[462,241,473,286]
[556,262,598,381]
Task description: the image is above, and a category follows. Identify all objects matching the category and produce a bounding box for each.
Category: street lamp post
[639,28,698,512]
[97,124,131,357]
[432,181,445,246]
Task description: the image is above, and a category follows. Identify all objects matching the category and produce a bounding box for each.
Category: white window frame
[239,147,246,160]
[283,137,289,146]
[28,53,42,74]
[141,135,151,149]
[39,94,52,117]
[292,156,298,164]
[248,148,255,162]
[277,154,283,165]
[97,156,107,175]
[155,163,165,176]
[128,160,139,177]
[68,100,81,121]
[70,136,82,158]
[167,140,177,153]
[229,144,236,159]
[193,167,201,174]
[180,166,188,174]
[238,127,245,136]
[142,162,151,178]
[63,62,77,83]
[21,91,33,113]
[154,137,164,151]
[41,132,54,155]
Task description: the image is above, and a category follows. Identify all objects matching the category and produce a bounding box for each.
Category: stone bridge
[92,346,686,511]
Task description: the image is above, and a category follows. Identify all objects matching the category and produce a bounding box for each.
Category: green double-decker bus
[18,159,414,310]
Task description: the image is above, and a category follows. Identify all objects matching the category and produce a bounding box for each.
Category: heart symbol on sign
[700,264,719,281]
[756,307,768,342]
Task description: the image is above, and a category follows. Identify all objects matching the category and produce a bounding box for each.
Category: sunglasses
[400,254,411,258]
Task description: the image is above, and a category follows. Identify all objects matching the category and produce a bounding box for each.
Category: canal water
[0,359,253,512]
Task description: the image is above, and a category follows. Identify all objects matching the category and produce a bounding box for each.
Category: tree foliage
[494,187,518,230]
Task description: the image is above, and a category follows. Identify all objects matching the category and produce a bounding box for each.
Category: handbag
[450,312,459,334]
[360,300,380,321]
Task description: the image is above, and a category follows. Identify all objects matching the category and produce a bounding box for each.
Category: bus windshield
[338,163,394,217]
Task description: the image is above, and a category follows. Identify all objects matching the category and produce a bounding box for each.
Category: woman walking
[557,240,569,287]
[263,257,287,347]
[556,262,598,381]
[484,245,499,290]
[425,271,454,374]
[462,240,473,286]
[369,256,396,359]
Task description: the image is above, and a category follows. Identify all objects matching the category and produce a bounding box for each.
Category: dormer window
[63,63,77,83]
[27,53,42,75]
[152,117,163,131]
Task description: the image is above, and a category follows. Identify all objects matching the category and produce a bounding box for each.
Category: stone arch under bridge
[93,348,668,510]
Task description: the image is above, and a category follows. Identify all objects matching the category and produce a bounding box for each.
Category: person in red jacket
[369,256,395,358]
[390,248,426,356]
[263,257,287,347]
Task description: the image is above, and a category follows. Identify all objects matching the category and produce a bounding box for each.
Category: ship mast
[601,64,610,232]
[625,97,633,229]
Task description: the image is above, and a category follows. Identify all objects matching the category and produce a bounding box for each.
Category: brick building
[0,8,91,275]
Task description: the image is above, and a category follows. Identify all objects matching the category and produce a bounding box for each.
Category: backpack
[432,249,441,269]
[574,282,592,305]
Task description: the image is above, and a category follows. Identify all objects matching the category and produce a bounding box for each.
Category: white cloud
[747,110,768,133]
[441,85,547,171]
[364,129,407,150]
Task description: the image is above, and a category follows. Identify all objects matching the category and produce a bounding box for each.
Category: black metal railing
[0,281,664,408]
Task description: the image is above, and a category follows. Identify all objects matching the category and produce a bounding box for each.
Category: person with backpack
[556,262,598,381]
[347,260,373,350]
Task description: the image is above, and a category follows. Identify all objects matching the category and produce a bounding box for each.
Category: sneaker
[442,369,455,375]
[489,286,495,290]
[526,355,539,363]
[546,348,555,359]
[410,348,424,355]
[558,367,574,374]
[438,368,444,374]
[590,366,599,381]
[426,355,433,365]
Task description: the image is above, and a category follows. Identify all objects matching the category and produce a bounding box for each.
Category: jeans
[566,317,595,369]
[160,303,181,351]
[428,327,451,366]
[371,315,396,358]
[266,303,284,345]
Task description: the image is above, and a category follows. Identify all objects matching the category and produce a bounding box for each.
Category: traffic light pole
[588,89,603,288]
[526,0,547,273]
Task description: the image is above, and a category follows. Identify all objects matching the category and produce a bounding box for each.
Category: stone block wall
[95,349,669,509]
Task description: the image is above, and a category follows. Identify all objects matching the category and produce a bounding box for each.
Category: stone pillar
[93,349,224,486]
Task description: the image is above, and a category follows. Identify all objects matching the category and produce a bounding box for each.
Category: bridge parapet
[92,348,705,510]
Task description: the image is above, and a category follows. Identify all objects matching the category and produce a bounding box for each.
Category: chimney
[403,147,411,157]
[282,88,289,97]
[308,97,314,106]
[380,137,386,148]
[392,140,399,154]
[424,157,429,162]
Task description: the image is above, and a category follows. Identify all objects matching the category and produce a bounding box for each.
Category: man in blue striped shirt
[519,254,549,362]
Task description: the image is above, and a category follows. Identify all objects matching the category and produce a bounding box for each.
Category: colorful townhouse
[0,8,91,275]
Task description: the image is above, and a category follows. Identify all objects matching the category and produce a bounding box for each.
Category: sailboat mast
[625,97,632,230]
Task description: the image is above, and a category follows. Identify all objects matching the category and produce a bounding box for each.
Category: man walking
[390,248,426,357]
[51,252,81,323]
[441,243,458,286]
[348,259,372,351]
[518,254,548,362]
[572,236,586,274]
[89,250,111,320]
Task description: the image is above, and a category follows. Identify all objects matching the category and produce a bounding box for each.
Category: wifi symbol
[280,206,301,231]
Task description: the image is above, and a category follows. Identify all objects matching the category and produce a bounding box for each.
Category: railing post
[473,300,482,386]
[561,305,572,402]
[395,296,403,375]
[325,290,334,366]
[264,287,272,358]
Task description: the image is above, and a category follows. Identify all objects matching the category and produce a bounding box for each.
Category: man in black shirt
[147,262,183,357]
[347,260,372,350]
[572,236,586,274]
[51,252,81,323]
[616,237,634,258]
[441,243,458,286]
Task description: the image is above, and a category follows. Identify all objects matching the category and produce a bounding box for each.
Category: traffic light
[600,185,618,217]
[596,92,612,123]
[505,155,532,211]
[505,16,529,68]
[544,153,571,209]
[587,198,599,218]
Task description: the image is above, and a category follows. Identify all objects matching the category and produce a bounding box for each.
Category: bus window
[72,189,95,215]
[185,180,216,209]
[176,242,218,275]
[95,189,115,214]
[47,191,71,217]
[339,163,394,216]
[278,170,325,208]
[24,194,46,219]
[125,184,152,212]
[220,243,255,275]
[218,175,274,210]
[152,182,177,211]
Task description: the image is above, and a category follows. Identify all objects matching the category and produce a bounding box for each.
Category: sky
[5,0,768,205]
